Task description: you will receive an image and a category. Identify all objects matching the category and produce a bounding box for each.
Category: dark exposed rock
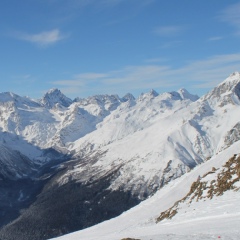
[222,122,240,150]
[156,154,240,223]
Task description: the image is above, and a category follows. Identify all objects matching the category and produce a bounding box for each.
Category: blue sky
[1,0,240,99]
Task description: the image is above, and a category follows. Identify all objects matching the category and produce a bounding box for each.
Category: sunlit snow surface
[52,141,240,240]
[55,73,240,197]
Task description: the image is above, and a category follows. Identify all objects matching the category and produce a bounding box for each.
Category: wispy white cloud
[153,25,185,37]
[52,73,110,96]
[74,73,109,80]
[45,0,155,27]
[98,0,155,25]
[103,65,171,85]
[160,41,182,49]
[54,73,109,87]
[50,0,154,12]
[98,0,155,8]
[51,53,240,97]
[11,74,36,84]
[99,0,125,7]
[14,29,67,46]
[208,36,223,41]
[145,58,168,63]
[219,2,240,36]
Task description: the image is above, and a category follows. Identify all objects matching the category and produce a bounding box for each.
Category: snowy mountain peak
[218,71,240,86]
[74,94,123,113]
[0,92,21,103]
[177,88,199,101]
[0,92,40,108]
[149,89,159,97]
[138,89,159,101]
[219,72,240,89]
[47,88,60,94]
[41,88,73,108]
[121,93,135,102]
[1,72,240,240]
[224,71,240,82]
[203,72,240,106]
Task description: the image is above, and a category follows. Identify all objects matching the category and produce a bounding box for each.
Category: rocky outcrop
[156,154,240,223]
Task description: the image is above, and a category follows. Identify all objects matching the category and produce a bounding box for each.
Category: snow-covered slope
[52,141,240,240]
[0,72,240,240]
[0,144,37,180]
[0,90,129,163]
[54,72,240,198]
[1,72,239,193]
[0,90,131,152]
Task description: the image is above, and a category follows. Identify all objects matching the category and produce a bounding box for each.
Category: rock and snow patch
[60,73,240,198]
[156,153,240,222]
[52,141,240,240]
[41,88,73,109]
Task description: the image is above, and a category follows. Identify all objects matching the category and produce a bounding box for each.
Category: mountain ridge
[0,72,239,239]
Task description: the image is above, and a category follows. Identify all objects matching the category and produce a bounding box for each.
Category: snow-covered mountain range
[0,72,240,239]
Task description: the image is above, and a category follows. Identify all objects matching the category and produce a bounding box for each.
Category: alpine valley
[0,72,240,240]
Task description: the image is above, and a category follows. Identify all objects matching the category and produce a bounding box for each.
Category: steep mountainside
[56,72,240,199]
[0,144,36,180]
[52,142,240,240]
[0,72,240,239]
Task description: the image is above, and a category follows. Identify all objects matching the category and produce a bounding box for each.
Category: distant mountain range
[0,72,240,239]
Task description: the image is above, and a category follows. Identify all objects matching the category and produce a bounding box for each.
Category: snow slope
[0,91,129,171]
[0,144,37,179]
[0,91,129,153]
[52,141,240,240]
[55,72,240,198]
[0,72,240,239]
[0,73,239,193]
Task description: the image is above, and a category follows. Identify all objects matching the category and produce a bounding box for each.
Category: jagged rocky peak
[41,88,73,108]
[155,90,188,102]
[121,93,135,102]
[149,89,159,97]
[74,94,123,113]
[138,89,159,101]
[93,94,121,104]
[220,71,240,91]
[75,94,119,104]
[177,88,199,101]
[224,71,240,82]
[203,72,240,106]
